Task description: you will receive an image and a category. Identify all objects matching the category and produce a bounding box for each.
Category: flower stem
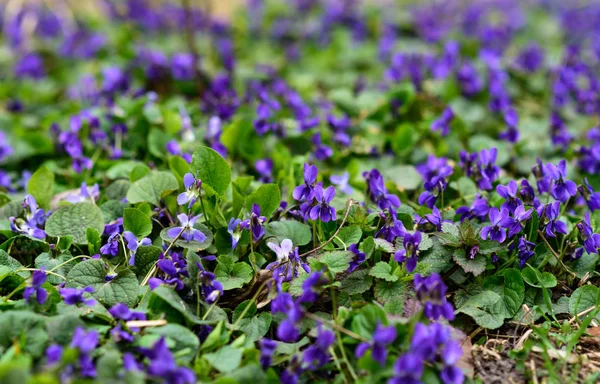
[300,199,356,258]
[537,230,577,278]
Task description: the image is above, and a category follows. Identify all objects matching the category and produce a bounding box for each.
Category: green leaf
[45,203,105,244]
[86,228,101,255]
[204,346,242,373]
[264,220,311,246]
[369,262,398,282]
[148,128,171,158]
[360,237,376,259]
[0,311,48,356]
[384,297,405,315]
[143,103,163,124]
[373,238,395,253]
[456,291,504,329]
[571,252,599,279]
[123,208,153,238]
[0,250,27,278]
[126,171,179,206]
[148,286,202,325]
[312,251,353,275]
[191,146,231,196]
[522,266,558,288]
[569,286,600,320]
[214,255,253,290]
[415,237,453,275]
[34,253,64,284]
[245,184,281,218]
[374,280,406,304]
[0,201,23,221]
[169,156,192,188]
[341,269,373,295]
[441,223,459,237]
[130,164,151,182]
[66,259,139,307]
[383,165,421,190]
[232,300,257,323]
[45,314,84,345]
[334,225,362,248]
[160,223,213,251]
[235,312,272,342]
[132,246,162,282]
[100,200,126,223]
[477,240,504,255]
[146,324,200,362]
[452,249,487,276]
[455,176,477,198]
[483,268,525,319]
[26,166,54,210]
[418,233,433,251]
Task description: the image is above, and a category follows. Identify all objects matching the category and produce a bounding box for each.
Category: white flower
[267,239,294,262]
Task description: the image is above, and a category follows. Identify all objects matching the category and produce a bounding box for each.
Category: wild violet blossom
[10,195,47,240]
[364,169,401,210]
[308,184,337,222]
[330,172,353,195]
[293,163,319,202]
[356,323,397,366]
[0,131,14,161]
[148,252,189,291]
[24,268,48,305]
[537,202,567,238]
[167,214,206,243]
[480,207,511,243]
[177,173,202,207]
[431,107,454,136]
[394,231,422,272]
[267,239,310,283]
[417,156,453,208]
[414,273,455,321]
[240,204,266,241]
[196,263,224,304]
[122,231,152,266]
[60,286,95,306]
[227,218,243,250]
[389,323,463,384]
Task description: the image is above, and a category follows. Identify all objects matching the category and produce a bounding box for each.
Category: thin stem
[300,199,356,258]
[303,312,367,342]
[537,230,577,279]
[201,299,219,321]
[141,227,184,286]
[199,193,210,225]
[48,255,90,272]
[230,278,273,332]
[19,268,65,280]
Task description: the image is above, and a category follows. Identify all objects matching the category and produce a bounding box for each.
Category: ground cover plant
[3,0,600,382]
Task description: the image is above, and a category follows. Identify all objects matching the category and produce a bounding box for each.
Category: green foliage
[45,203,105,244]
[123,208,153,237]
[66,259,139,307]
[191,146,232,196]
[26,166,54,210]
[126,171,179,206]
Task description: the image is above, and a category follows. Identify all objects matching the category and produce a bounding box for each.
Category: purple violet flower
[240,204,266,241]
[24,268,48,305]
[414,273,455,321]
[308,184,337,222]
[480,207,511,243]
[177,173,202,208]
[356,323,397,366]
[60,286,96,306]
[167,214,206,243]
[394,231,422,272]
